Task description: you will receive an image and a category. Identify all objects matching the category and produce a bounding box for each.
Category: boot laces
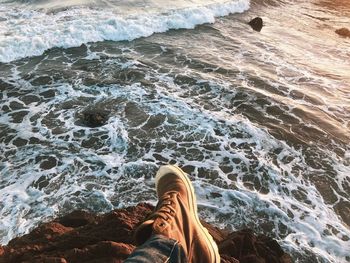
[153,191,177,222]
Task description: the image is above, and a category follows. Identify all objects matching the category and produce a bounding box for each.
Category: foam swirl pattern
[0,0,350,262]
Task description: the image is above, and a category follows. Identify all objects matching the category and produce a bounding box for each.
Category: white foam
[1,71,350,262]
[0,0,249,63]
[1,1,350,261]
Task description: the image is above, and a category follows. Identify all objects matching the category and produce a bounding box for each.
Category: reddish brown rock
[335,28,350,38]
[0,203,291,263]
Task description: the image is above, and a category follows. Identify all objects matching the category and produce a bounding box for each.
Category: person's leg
[124,234,187,263]
[127,165,220,263]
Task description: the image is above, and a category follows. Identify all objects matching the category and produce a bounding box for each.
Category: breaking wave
[0,0,249,63]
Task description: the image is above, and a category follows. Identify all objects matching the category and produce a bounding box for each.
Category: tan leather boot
[134,165,220,263]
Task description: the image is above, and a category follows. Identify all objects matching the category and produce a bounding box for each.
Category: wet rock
[335,28,350,38]
[39,89,56,98]
[117,69,145,84]
[9,110,29,123]
[12,137,28,147]
[65,44,88,57]
[81,111,109,128]
[0,79,14,92]
[210,192,223,198]
[37,156,57,170]
[0,203,292,263]
[1,105,10,112]
[9,101,25,110]
[29,137,40,144]
[214,128,225,136]
[21,95,41,105]
[248,17,264,32]
[31,76,53,86]
[51,127,67,135]
[152,153,169,163]
[140,79,154,87]
[219,165,233,174]
[81,136,106,149]
[125,102,148,127]
[334,201,350,227]
[181,165,195,174]
[7,91,23,98]
[142,114,166,130]
[32,175,50,190]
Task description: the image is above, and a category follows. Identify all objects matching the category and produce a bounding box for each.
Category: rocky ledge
[0,203,292,263]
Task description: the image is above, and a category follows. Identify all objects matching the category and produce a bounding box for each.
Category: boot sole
[155,165,220,263]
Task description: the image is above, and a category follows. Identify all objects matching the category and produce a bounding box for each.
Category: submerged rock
[249,17,264,32]
[335,28,350,38]
[81,111,109,128]
[0,203,292,263]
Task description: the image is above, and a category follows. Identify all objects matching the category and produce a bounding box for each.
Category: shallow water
[0,0,350,262]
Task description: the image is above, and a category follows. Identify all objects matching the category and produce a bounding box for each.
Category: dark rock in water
[81,136,104,149]
[32,76,53,86]
[82,111,109,128]
[125,101,149,127]
[36,156,57,170]
[249,17,264,32]
[142,114,166,130]
[32,175,50,190]
[210,192,223,198]
[9,101,25,110]
[21,94,41,105]
[12,137,28,147]
[0,79,14,92]
[29,137,40,144]
[40,158,57,170]
[334,200,350,228]
[335,28,350,38]
[0,203,292,263]
[39,89,56,98]
[9,110,29,123]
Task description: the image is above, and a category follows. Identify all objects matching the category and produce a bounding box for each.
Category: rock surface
[81,111,109,128]
[0,203,292,263]
[335,28,350,38]
[248,17,264,32]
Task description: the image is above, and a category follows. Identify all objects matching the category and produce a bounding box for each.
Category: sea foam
[0,0,249,63]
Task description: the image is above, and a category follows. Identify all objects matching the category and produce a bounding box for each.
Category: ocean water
[0,0,350,262]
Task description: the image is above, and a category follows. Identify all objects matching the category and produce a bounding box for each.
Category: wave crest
[0,0,250,63]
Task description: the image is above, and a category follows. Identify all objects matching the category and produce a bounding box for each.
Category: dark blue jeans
[124,234,187,263]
